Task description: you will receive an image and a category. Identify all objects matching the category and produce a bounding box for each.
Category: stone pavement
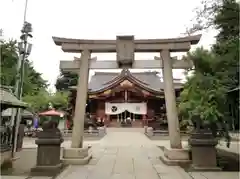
[55,128,239,179]
[0,177,52,179]
[22,138,100,149]
[1,128,239,179]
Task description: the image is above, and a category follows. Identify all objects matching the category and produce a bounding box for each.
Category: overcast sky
[1,0,217,91]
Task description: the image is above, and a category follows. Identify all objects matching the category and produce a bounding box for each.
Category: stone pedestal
[31,121,64,176]
[62,147,92,165]
[159,146,190,166]
[98,127,106,136]
[188,131,221,171]
[144,126,148,133]
[146,127,153,136]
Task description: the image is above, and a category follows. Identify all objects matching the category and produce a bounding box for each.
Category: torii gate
[53,35,201,164]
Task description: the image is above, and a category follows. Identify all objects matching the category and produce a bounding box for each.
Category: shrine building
[68,69,183,127]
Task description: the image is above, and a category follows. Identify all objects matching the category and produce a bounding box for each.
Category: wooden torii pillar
[52,35,201,164]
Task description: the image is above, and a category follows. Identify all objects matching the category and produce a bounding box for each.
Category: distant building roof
[87,69,183,93]
[1,108,33,118]
[0,87,27,110]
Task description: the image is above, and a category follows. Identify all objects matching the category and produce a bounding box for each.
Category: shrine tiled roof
[0,87,27,109]
[1,108,33,117]
[88,69,183,93]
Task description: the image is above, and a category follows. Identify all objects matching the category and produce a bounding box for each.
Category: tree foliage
[179,0,239,146]
[1,38,70,113]
[55,71,78,91]
[23,90,69,112]
[179,49,228,128]
[23,90,50,112]
[50,91,69,111]
[0,39,49,96]
[213,0,239,89]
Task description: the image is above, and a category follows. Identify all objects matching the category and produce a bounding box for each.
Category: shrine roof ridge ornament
[52,34,201,46]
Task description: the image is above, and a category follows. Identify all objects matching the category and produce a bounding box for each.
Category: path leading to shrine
[56,128,239,179]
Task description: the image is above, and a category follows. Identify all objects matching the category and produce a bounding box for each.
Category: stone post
[98,127,106,136]
[71,49,91,148]
[146,127,154,137]
[161,50,182,149]
[62,50,92,165]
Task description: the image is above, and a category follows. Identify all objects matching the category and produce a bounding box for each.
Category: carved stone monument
[31,120,64,176]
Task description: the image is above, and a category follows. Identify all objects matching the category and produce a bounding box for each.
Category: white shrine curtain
[105,103,126,115]
[125,103,147,115]
[105,103,147,115]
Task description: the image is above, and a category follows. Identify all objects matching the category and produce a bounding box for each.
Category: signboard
[116,36,135,64]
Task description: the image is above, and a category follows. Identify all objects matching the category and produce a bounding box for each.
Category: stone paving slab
[1,177,27,179]
[192,172,240,179]
[55,130,188,179]
[55,129,240,179]
[110,173,135,179]
[0,177,52,179]
[5,128,239,179]
[22,139,100,149]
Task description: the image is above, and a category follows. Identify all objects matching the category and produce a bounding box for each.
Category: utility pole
[0,29,3,63]
[12,0,33,157]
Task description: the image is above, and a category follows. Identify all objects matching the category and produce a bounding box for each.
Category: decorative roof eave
[69,77,161,94]
[93,77,162,95]
[83,69,161,94]
[90,86,157,99]
[69,69,184,94]
[102,69,149,86]
[52,34,201,46]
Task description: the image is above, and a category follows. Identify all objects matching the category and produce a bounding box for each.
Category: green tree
[179,49,229,144]
[23,90,50,112]
[50,91,69,111]
[23,90,69,113]
[179,0,239,146]
[0,39,49,96]
[212,0,239,89]
[55,71,78,91]
[0,39,18,87]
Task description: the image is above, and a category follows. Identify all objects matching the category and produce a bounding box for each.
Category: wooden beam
[60,59,193,72]
[134,42,191,52]
[52,34,201,46]
[61,42,191,53]
[62,43,116,53]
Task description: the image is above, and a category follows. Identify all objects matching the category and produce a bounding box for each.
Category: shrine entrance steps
[107,119,143,128]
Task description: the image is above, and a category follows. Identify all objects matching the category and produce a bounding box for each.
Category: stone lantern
[31,120,64,176]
